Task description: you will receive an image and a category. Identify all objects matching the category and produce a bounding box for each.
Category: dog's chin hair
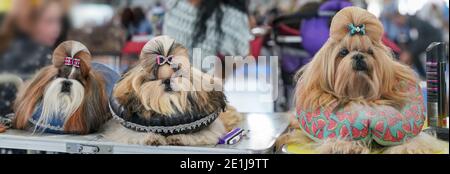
[136,80,188,115]
[33,78,84,133]
[334,67,380,103]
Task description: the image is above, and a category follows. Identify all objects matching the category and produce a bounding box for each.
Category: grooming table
[0,113,289,154]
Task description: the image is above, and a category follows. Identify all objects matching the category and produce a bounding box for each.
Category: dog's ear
[65,71,109,134]
[295,40,337,110]
[113,66,145,105]
[74,51,92,78]
[190,68,223,92]
[293,65,306,84]
[13,67,58,129]
[371,43,417,108]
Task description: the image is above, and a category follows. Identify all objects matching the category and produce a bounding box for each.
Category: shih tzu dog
[279,7,448,154]
[103,36,241,146]
[13,41,112,134]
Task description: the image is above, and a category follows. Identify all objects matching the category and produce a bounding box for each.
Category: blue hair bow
[348,24,366,36]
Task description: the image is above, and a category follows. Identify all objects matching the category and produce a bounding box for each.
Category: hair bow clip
[64,57,81,68]
[348,23,366,36]
[157,55,174,66]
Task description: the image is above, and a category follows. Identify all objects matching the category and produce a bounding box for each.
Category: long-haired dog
[103,36,241,146]
[278,7,448,154]
[13,41,111,134]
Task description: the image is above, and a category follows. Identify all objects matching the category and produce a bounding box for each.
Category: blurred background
[0,0,449,114]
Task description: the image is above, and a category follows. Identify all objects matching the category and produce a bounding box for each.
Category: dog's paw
[382,133,449,154]
[219,105,242,131]
[0,125,7,133]
[125,133,167,145]
[142,133,167,146]
[166,135,187,146]
[317,140,371,154]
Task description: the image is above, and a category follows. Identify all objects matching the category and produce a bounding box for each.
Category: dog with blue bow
[278,7,448,154]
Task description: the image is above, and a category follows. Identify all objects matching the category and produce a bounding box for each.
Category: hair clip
[348,23,366,36]
[72,58,81,68]
[157,55,174,66]
[64,57,81,68]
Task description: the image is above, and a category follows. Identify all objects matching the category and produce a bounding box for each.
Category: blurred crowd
[380,0,449,78]
[0,0,69,76]
[1,0,449,113]
[1,0,448,74]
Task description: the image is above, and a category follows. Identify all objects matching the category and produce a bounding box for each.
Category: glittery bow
[64,57,81,68]
[348,23,366,36]
[157,55,174,66]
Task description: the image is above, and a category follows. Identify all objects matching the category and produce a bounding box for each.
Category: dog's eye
[368,49,374,55]
[57,68,67,78]
[339,49,349,57]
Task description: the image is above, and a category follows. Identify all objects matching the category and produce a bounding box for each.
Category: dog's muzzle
[61,80,72,93]
[352,54,368,71]
[163,79,172,92]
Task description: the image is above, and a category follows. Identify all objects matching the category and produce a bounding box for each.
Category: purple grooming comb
[218,128,246,145]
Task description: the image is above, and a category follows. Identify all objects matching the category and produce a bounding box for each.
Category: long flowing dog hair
[114,36,226,118]
[14,41,110,134]
[295,7,417,111]
[279,7,449,154]
[106,36,240,146]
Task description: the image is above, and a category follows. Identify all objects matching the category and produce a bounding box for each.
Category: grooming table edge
[0,113,290,154]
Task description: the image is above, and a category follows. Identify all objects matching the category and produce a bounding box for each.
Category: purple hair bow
[157,55,174,66]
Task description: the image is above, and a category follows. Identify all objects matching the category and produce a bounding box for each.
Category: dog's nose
[163,79,172,92]
[163,79,171,85]
[352,54,368,71]
[61,80,72,93]
[352,54,364,61]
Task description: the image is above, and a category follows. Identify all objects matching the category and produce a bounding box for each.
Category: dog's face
[330,34,381,101]
[132,43,193,116]
[295,7,416,110]
[56,60,86,93]
[114,36,225,118]
[35,43,94,126]
[115,37,195,116]
[39,54,90,125]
